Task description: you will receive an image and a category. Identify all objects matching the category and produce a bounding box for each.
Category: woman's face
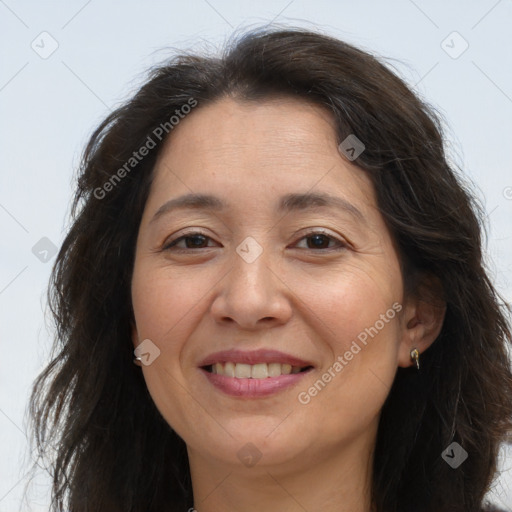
[131,96,413,472]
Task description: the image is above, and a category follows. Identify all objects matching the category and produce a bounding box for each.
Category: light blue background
[1,1,511,510]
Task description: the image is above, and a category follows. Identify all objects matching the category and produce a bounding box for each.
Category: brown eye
[164,232,216,250]
[294,231,346,251]
[306,234,332,249]
[182,235,209,248]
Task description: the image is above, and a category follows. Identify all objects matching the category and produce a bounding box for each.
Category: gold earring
[410,348,420,370]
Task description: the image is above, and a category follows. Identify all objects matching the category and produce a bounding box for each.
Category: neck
[187,430,375,512]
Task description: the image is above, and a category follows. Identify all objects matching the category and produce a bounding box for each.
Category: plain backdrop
[1,1,511,510]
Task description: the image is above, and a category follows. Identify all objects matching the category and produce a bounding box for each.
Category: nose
[210,246,293,330]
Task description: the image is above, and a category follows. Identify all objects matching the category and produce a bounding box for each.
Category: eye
[163,232,218,251]
[162,230,347,252]
[293,231,347,250]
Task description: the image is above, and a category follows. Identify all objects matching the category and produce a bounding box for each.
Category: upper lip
[199,349,313,368]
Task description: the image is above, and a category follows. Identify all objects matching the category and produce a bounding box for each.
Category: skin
[131,96,445,512]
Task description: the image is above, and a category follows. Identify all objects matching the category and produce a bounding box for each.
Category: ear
[397,276,446,368]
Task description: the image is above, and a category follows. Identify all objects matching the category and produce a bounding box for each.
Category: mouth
[198,349,315,398]
[202,362,314,378]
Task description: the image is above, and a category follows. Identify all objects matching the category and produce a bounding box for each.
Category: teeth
[268,363,282,377]
[281,364,292,375]
[251,363,268,379]
[235,363,251,378]
[225,361,235,377]
[210,362,303,378]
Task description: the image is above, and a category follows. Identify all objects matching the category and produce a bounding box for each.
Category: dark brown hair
[28,27,512,512]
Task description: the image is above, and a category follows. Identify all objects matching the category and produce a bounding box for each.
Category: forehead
[147,96,376,216]
[159,96,339,165]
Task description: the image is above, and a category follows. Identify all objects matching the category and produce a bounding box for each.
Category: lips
[198,349,314,398]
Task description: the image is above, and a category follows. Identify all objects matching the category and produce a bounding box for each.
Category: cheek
[293,261,401,350]
[131,265,210,347]
[292,264,401,418]
[131,265,213,434]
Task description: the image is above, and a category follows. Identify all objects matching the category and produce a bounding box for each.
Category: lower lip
[200,368,312,398]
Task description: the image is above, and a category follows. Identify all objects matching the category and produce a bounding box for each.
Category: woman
[29,27,512,512]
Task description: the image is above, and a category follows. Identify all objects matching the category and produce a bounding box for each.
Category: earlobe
[130,321,143,367]
[397,294,446,368]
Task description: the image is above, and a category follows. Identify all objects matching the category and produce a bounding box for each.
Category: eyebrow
[149,192,365,225]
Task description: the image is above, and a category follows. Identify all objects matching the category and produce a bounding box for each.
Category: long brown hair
[28,27,512,512]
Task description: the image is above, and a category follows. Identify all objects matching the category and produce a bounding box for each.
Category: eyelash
[162,229,348,252]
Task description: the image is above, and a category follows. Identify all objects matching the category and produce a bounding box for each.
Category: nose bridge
[229,236,275,301]
[211,235,292,327]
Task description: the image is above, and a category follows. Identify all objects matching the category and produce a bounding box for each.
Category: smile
[204,362,312,378]
[198,348,314,397]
